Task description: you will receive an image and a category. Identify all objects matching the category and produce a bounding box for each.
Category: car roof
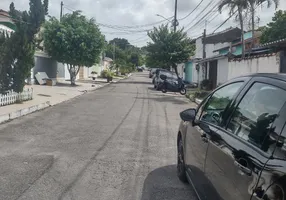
[235,73,286,82]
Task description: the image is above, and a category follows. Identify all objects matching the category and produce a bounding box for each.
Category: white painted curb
[0,101,51,124]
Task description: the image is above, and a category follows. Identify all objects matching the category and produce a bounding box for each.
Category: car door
[184,80,246,200]
[205,77,286,200]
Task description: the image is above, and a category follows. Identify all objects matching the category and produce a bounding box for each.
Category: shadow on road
[140,165,197,200]
[115,81,152,85]
[136,95,187,105]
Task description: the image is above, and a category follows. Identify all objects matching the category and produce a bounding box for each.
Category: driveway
[0,72,198,200]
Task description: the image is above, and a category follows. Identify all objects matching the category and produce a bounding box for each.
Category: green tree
[146,24,194,75]
[260,10,286,44]
[218,0,248,58]
[43,11,105,85]
[0,0,48,93]
[109,38,130,50]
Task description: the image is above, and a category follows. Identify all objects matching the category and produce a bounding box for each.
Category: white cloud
[0,0,285,47]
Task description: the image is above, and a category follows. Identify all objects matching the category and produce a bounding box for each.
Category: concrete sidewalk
[0,79,112,124]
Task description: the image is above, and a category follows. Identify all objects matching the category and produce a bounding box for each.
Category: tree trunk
[172,63,179,78]
[238,9,245,58]
[68,65,80,86]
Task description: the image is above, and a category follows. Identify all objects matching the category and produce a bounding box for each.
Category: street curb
[0,101,51,124]
[195,98,202,105]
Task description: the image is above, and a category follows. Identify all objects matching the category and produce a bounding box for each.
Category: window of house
[197,82,244,127]
[227,82,286,153]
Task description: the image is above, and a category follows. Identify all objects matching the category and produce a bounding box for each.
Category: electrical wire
[63,4,172,29]
[187,10,219,34]
[178,0,205,20]
[211,11,236,33]
[185,0,220,32]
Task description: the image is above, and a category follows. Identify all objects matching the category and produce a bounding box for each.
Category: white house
[190,27,241,88]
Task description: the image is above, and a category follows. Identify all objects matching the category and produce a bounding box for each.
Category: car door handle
[234,161,252,176]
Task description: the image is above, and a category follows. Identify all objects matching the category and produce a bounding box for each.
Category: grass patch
[186,89,210,102]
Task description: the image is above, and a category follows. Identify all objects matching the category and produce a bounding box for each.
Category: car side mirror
[180,108,196,122]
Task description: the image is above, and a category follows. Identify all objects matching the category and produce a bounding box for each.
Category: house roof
[260,38,286,48]
[204,27,242,44]
[196,53,229,64]
[0,10,16,31]
[103,57,113,62]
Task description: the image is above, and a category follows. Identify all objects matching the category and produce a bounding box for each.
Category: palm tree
[218,0,249,58]
[248,0,279,48]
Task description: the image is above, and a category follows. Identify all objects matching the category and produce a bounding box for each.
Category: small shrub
[200,79,212,90]
[100,70,108,78]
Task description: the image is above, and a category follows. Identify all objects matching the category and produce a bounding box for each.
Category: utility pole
[202,28,207,81]
[60,1,63,21]
[174,0,178,32]
[113,42,115,61]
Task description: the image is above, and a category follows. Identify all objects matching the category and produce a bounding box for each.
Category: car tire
[177,138,188,183]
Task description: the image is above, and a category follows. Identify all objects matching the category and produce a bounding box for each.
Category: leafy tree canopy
[109,38,131,50]
[260,10,286,44]
[0,0,48,93]
[146,24,195,74]
[43,11,105,85]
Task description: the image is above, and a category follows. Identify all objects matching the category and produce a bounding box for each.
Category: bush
[100,70,108,78]
[200,79,212,90]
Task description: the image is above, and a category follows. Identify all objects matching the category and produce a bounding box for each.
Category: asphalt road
[0,72,197,200]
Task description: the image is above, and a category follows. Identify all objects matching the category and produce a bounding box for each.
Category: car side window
[227,82,286,153]
[272,127,286,160]
[197,82,244,127]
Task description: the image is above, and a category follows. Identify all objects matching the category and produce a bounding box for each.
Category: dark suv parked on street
[177,73,286,200]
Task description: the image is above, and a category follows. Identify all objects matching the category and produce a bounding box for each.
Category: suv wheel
[177,138,188,183]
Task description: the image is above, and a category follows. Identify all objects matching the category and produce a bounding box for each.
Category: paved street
[0,72,197,200]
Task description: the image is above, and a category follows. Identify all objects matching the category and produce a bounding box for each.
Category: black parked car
[149,68,158,78]
[177,73,286,200]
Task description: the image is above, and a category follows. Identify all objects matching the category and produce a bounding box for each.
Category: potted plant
[91,71,98,80]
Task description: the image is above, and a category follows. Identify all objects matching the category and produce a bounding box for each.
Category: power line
[211,2,264,34]
[185,0,220,32]
[128,35,148,42]
[186,9,219,33]
[212,12,235,33]
[63,3,171,29]
[178,0,205,20]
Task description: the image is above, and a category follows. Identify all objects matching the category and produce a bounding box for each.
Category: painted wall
[195,37,230,58]
[232,45,243,56]
[184,62,193,82]
[177,63,185,78]
[244,31,252,40]
[228,55,280,80]
[57,63,65,79]
[34,56,58,79]
[217,58,229,85]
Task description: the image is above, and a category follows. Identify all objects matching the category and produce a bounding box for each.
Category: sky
[1,0,286,47]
